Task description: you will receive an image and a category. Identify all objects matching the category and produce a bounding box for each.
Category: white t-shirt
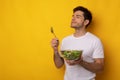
[60,32,104,80]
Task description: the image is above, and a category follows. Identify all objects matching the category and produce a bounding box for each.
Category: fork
[50,27,57,38]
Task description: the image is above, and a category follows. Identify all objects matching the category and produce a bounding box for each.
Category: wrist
[52,46,58,51]
[80,59,89,66]
[53,48,60,55]
[80,59,85,65]
[53,48,58,53]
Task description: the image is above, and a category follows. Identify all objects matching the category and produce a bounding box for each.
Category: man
[51,6,104,80]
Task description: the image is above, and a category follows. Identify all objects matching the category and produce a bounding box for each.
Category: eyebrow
[72,15,82,16]
[72,14,82,17]
[76,15,82,17]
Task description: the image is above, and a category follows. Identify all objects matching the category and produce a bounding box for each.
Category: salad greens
[61,50,82,60]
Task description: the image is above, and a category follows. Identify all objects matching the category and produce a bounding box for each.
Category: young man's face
[71,11,86,29]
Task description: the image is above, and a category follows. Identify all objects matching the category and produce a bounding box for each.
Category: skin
[51,10,104,73]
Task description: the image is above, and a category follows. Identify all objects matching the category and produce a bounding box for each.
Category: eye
[76,16,80,18]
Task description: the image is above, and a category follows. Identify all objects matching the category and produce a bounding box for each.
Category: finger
[51,40,58,44]
[52,39,59,43]
[66,60,75,65]
[52,38,59,41]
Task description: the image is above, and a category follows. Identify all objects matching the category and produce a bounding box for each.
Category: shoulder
[86,32,103,47]
[86,32,101,41]
[87,32,103,47]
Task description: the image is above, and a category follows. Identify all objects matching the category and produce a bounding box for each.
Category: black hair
[73,6,92,27]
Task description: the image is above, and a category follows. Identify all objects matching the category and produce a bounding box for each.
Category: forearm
[54,49,64,68]
[80,60,104,73]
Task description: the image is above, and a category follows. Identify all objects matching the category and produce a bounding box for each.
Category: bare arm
[51,38,64,68]
[53,49,64,68]
[65,58,104,73]
[80,58,104,73]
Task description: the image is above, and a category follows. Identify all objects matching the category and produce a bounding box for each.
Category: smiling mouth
[71,22,76,24]
[71,21,76,23]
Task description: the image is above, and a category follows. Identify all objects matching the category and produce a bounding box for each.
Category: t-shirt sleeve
[92,39,104,58]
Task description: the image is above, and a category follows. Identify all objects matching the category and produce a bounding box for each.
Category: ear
[84,19,89,26]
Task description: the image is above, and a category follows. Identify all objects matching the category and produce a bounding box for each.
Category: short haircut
[73,6,92,27]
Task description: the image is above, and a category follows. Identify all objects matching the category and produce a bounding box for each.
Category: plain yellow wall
[0,0,120,80]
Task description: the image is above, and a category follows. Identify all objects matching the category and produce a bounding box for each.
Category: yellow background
[0,0,120,80]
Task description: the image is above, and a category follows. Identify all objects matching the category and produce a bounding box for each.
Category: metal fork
[50,27,57,37]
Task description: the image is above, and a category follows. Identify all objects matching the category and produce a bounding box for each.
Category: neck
[73,28,87,37]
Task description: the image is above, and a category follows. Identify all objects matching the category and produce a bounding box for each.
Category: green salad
[61,50,82,60]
